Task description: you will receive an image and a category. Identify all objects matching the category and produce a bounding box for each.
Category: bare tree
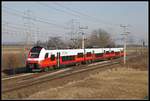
[47,36,66,49]
[127,36,135,47]
[34,28,115,49]
[35,40,46,47]
[88,30,99,47]
[88,28,115,48]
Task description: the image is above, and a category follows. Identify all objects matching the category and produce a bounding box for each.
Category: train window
[30,46,42,53]
[30,46,42,58]
[62,56,75,61]
[86,52,92,57]
[62,56,65,61]
[45,53,49,59]
[51,54,55,61]
[62,56,67,61]
[95,53,103,57]
[30,53,40,58]
[68,56,71,60]
[106,51,109,54]
[111,51,114,53]
[77,53,83,58]
[115,52,119,54]
[72,56,75,60]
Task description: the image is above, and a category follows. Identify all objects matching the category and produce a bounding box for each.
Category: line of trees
[86,28,115,48]
[35,28,116,49]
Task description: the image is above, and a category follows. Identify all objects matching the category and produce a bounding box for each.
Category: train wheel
[44,67,49,72]
[89,60,92,64]
[53,65,56,70]
[86,61,89,64]
[26,68,32,73]
[76,63,80,66]
[86,61,90,64]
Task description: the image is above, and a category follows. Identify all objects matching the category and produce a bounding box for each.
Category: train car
[26,46,124,72]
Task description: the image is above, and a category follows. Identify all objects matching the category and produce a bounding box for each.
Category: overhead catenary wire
[38,2,118,29]
[2,22,67,37]
[2,24,64,39]
[2,23,28,30]
[2,21,66,35]
[45,2,124,40]
[38,2,80,17]
[3,4,122,33]
[2,6,68,29]
[53,2,120,27]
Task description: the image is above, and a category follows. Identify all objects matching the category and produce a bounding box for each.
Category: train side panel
[26,47,124,71]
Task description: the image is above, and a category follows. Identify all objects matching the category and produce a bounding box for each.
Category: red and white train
[26,46,124,72]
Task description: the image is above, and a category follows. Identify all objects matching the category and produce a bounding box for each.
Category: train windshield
[29,46,43,58]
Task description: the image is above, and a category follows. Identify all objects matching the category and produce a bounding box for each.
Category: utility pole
[68,19,81,49]
[82,32,85,49]
[143,40,145,54]
[120,24,130,64]
[79,26,88,63]
[23,9,35,50]
[23,9,35,66]
[141,39,145,55]
[79,26,88,49]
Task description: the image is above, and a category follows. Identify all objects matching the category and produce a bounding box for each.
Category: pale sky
[2,1,148,45]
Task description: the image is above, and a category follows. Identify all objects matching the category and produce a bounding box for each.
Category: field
[1,45,148,99]
[2,45,30,77]
[26,51,148,99]
[28,68,148,99]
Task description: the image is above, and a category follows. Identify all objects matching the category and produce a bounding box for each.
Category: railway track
[2,54,137,95]
[2,59,120,93]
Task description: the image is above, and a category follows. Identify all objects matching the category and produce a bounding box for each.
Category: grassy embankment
[27,48,148,99]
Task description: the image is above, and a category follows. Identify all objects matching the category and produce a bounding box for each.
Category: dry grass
[126,47,148,55]
[2,52,26,70]
[2,45,29,71]
[26,50,148,100]
[126,52,148,71]
[27,67,148,99]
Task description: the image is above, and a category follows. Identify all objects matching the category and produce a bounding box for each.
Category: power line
[54,2,84,15]
[2,21,24,27]
[39,2,114,28]
[53,2,120,27]
[3,6,68,29]
[2,23,26,30]
[38,2,80,17]
[2,21,66,34]
[2,23,37,33]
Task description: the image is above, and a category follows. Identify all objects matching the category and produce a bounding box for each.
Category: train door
[92,50,95,61]
[57,52,60,67]
[84,49,86,62]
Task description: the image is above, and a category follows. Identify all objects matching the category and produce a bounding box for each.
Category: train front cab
[26,46,43,72]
